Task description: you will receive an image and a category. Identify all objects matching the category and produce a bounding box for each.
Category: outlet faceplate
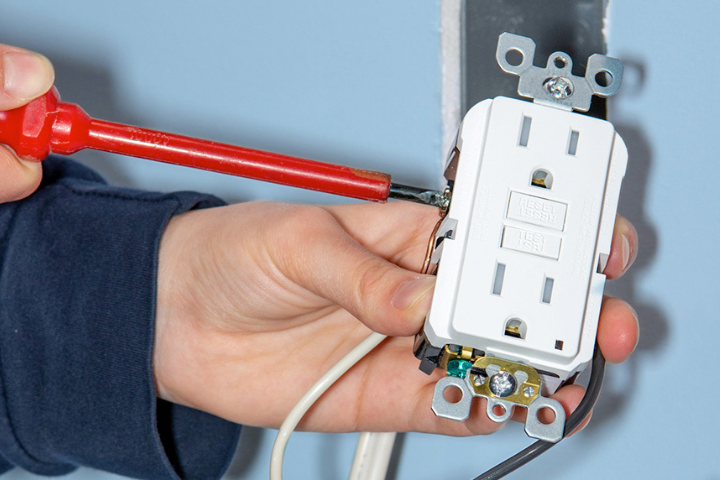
[421,95,627,394]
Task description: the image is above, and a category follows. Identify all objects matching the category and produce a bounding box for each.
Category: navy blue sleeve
[0,157,241,479]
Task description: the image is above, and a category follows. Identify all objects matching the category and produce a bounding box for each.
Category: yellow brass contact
[531,177,548,188]
[438,345,481,370]
[468,357,541,406]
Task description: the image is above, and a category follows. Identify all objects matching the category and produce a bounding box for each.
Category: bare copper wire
[421,213,446,274]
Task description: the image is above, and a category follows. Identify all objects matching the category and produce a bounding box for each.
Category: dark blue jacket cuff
[0,157,241,479]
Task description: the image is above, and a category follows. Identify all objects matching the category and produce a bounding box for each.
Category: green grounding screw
[446,359,473,379]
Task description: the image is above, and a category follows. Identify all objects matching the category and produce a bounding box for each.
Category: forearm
[0,156,240,479]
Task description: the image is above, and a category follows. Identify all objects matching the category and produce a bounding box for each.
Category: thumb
[281,207,436,336]
[0,44,55,111]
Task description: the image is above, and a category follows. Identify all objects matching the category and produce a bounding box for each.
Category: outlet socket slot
[518,116,532,147]
[541,277,554,304]
[568,130,580,155]
[492,263,506,295]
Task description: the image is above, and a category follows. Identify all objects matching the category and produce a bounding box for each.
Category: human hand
[153,201,638,435]
[0,44,54,203]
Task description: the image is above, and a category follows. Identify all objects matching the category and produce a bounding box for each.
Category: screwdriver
[0,87,446,207]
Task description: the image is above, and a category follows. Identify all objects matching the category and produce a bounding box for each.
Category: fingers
[0,43,54,110]
[0,149,42,203]
[277,205,435,336]
[325,206,639,281]
[509,383,585,424]
[305,338,507,435]
[547,384,590,437]
[597,295,639,363]
[0,44,53,202]
[398,375,587,437]
[323,201,440,271]
[312,338,589,437]
[603,214,638,279]
[597,215,639,362]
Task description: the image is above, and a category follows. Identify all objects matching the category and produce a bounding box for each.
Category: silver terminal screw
[544,77,573,99]
[473,375,486,387]
[488,371,517,398]
[523,386,535,398]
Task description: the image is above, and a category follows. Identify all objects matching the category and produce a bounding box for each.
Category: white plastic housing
[423,97,627,393]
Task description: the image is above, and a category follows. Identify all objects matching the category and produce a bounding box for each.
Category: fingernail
[629,303,639,326]
[392,277,436,311]
[629,304,640,353]
[3,51,54,100]
[621,233,631,272]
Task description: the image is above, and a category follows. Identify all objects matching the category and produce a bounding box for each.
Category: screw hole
[595,70,613,87]
[553,56,566,69]
[505,48,524,67]
[537,406,557,425]
[492,404,507,417]
[442,385,463,404]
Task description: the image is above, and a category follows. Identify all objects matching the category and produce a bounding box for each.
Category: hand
[0,44,54,203]
[153,201,638,435]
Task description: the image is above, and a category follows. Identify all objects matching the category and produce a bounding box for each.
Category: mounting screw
[473,375,486,387]
[543,77,573,99]
[488,371,517,398]
[523,386,535,398]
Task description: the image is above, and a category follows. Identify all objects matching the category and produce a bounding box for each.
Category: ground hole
[538,406,557,425]
[443,385,463,404]
[506,49,523,66]
[595,70,613,87]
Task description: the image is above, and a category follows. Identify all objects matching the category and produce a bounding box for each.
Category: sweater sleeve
[0,157,241,479]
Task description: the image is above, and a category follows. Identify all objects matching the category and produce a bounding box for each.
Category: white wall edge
[441,0,462,167]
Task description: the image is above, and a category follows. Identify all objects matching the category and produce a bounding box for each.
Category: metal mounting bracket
[495,32,623,112]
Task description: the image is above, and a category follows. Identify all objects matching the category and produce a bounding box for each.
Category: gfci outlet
[415,33,626,442]
[426,96,626,390]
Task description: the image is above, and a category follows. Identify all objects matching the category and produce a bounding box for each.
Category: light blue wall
[1,1,444,205]
[1,1,718,480]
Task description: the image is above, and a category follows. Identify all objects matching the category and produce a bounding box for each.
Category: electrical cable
[348,432,397,480]
[270,332,387,480]
[472,343,606,480]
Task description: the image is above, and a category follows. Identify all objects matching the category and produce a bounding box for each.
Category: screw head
[488,371,517,398]
[543,76,573,99]
[523,386,535,398]
[473,375,486,387]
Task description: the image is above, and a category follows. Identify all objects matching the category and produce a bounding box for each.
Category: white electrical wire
[270,332,388,480]
[348,432,397,480]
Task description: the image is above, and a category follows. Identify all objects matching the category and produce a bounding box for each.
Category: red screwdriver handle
[0,88,392,202]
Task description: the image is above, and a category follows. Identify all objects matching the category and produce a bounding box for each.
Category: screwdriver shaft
[85,118,391,201]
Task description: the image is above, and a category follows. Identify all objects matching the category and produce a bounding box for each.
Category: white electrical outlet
[415,34,626,442]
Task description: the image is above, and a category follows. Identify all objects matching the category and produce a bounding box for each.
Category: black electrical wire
[472,343,606,480]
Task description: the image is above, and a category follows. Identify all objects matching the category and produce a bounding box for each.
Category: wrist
[153,212,196,406]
